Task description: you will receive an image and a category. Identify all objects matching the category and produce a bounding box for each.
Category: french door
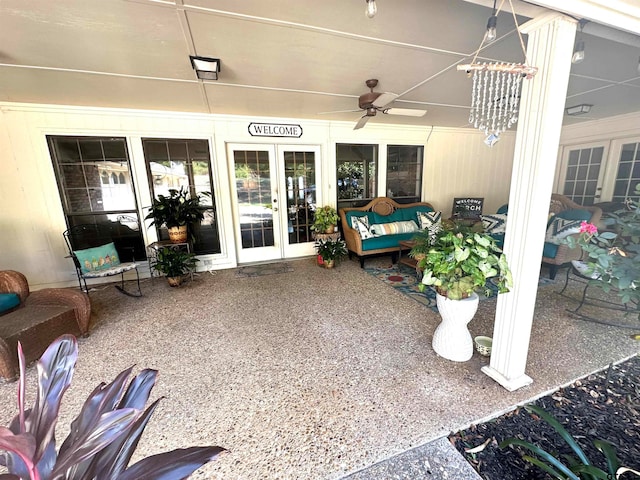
[559,143,608,206]
[228,143,320,264]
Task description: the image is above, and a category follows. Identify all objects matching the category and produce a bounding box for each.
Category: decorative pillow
[0,293,20,315]
[417,211,442,238]
[350,216,374,240]
[545,218,582,245]
[370,220,419,236]
[74,242,121,274]
[481,213,507,234]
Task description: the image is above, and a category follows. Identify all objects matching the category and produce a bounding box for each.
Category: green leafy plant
[311,206,339,233]
[153,248,199,278]
[501,405,640,480]
[565,190,640,317]
[0,335,225,480]
[315,238,348,262]
[417,223,512,300]
[145,187,207,229]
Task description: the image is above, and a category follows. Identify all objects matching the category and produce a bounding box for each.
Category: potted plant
[311,205,339,234]
[145,187,206,243]
[0,335,225,479]
[152,247,199,286]
[315,238,348,268]
[416,224,512,362]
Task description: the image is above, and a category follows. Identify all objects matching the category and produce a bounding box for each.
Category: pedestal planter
[432,292,479,362]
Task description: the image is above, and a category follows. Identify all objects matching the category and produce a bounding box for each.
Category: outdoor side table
[147,240,194,282]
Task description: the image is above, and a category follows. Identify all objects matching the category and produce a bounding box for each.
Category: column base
[482,365,533,392]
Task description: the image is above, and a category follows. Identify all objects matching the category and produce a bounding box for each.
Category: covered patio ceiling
[0,0,639,129]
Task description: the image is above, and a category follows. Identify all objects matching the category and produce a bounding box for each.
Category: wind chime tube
[469,68,478,125]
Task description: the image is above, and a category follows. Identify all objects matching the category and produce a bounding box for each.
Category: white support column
[482,13,577,391]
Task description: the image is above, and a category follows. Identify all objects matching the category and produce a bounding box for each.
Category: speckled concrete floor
[1,258,637,479]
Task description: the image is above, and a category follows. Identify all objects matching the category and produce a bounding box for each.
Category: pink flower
[579,221,597,235]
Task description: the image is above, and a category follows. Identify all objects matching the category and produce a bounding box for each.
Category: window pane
[143,138,221,255]
[386,145,423,203]
[336,144,377,209]
[47,135,145,261]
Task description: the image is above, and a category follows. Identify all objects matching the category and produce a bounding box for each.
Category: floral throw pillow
[545,218,582,245]
[350,215,374,240]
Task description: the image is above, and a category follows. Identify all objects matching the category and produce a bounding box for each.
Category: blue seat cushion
[542,242,559,259]
[361,232,418,251]
[0,293,20,315]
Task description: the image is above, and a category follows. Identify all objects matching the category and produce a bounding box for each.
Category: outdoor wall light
[565,104,592,116]
[189,56,221,80]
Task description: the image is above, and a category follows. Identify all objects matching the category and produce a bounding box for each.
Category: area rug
[365,264,555,311]
[235,262,294,278]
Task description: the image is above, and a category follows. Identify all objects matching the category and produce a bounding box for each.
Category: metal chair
[63,223,142,297]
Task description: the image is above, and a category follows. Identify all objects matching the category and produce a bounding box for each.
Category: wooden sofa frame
[339,197,434,268]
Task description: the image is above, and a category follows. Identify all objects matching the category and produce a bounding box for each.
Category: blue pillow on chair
[0,293,20,315]
[73,242,121,274]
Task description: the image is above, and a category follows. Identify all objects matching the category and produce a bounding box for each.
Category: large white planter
[432,292,479,362]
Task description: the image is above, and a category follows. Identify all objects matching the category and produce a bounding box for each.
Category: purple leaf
[0,427,37,479]
[27,335,77,466]
[51,408,139,477]
[118,369,157,410]
[117,446,227,480]
[59,366,134,458]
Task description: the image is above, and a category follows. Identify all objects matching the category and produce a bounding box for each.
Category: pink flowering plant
[565,188,640,313]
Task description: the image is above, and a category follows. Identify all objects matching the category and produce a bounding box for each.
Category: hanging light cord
[469,0,531,67]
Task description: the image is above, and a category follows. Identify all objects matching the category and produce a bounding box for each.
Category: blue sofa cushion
[361,232,418,251]
[543,242,559,259]
[0,293,20,315]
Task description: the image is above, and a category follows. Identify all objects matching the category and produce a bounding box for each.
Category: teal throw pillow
[0,293,20,314]
[74,242,121,274]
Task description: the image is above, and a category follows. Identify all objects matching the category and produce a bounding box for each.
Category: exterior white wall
[0,102,517,288]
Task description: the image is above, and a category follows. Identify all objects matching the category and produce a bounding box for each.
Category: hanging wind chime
[457,0,538,146]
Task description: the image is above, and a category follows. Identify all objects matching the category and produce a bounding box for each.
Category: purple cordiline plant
[0,335,225,480]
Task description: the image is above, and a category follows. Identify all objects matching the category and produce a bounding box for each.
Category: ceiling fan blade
[318,109,361,115]
[383,107,427,117]
[372,92,398,108]
[354,115,371,130]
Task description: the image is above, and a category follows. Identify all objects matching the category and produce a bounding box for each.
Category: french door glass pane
[612,142,640,203]
[142,139,221,255]
[284,151,315,244]
[234,150,274,249]
[562,146,603,206]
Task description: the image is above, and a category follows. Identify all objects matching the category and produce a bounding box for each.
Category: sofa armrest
[339,210,363,255]
[26,289,91,336]
[0,271,29,303]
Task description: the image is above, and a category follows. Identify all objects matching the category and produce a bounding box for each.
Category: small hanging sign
[248,123,303,138]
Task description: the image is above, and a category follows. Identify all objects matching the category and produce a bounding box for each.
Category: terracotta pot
[167,276,183,287]
[168,225,188,243]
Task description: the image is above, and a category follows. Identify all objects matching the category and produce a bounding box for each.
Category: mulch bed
[449,355,640,480]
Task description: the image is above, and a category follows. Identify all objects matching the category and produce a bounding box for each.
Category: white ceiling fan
[335,79,427,130]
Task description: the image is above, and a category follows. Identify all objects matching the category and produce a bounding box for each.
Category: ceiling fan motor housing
[358,91,382,110]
